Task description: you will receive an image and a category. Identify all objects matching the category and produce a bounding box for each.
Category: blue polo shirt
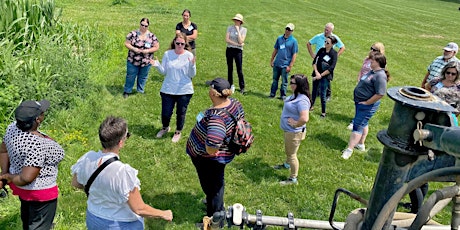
[273,34,298,68]
[309,33,344,54]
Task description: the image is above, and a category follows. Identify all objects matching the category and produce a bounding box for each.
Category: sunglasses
[175,42,185,46]
[285,28,293,31]
[370,47,379,52]
[446,71,457,76]
[325,41,331,45]
[140,24,148,28]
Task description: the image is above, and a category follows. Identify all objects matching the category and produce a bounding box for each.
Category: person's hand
[287,118,297,128]
[163,210,173,221]
[270,60,274,68]
[189,56,196,65]
[286,66,292,73]
[358,101,368,105]
[150,58,159,67]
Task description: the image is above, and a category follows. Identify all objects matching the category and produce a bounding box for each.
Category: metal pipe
[371,167,460,230]
[246,214,345,229]
[409,185,459,230]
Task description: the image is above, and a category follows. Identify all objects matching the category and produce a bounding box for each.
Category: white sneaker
[171,131,181,143]
[156,127,170,138]
[231,85,235,93]
[355,144,365,151]
[341,148,353,159]
[347,122,353,130]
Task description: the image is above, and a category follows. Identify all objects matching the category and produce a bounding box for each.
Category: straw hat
[232,14,244,24]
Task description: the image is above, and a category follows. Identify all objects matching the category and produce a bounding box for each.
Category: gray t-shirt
[354,69,387,103]
[226,25,247,50]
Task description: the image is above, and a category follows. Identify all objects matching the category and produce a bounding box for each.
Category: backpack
[219,108,254,155]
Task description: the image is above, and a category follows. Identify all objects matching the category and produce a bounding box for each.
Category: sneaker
[326,96,331,102]
[268,95,275,99]
[240,89,246,95]
[123,92,129,98]
[280,178,298,185]
[230,85,235,93]
[279,96,286,100]
[355,144,365,151]
[341,148,353,159]
[172,131,181,143]
[347,122,353,130]
[320,113,326,118]
[156,127,170,138]
[310,106,314,111]
[273,162,290,169]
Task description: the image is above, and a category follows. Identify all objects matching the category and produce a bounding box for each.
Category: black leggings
[20,198,57,230]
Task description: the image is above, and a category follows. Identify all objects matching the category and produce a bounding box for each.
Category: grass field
[1,0,460,229]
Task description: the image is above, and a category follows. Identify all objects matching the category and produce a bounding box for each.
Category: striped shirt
[186,98,244,164]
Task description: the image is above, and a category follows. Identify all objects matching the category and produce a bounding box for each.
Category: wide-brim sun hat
[232,14,244,24]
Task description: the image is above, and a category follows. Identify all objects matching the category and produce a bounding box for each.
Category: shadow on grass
[364,147,383,163]
[232,157,281,182]
[143,192,205,227]
[311,132,347,151]
[129,124,159,140]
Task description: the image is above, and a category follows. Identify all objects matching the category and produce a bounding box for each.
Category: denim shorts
[86,209,144,230]
[352,101,380,134]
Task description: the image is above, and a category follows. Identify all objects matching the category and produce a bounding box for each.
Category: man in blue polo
[269,23,298,100]
[307,22,345,101]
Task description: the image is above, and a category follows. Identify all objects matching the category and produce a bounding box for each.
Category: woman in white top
[71,116,173,229]
[151,33,197,143]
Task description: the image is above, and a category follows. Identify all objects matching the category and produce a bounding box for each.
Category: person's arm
[206,146,219,155]
[270,49,278,67]
[71,174,84,190]
[312,54,321,79]
[188,29,198,41]
[421,72,430,88]
[125,39,141,54]
[127,187,173,221]
[4,166,40,186]
[360,94,384,105]
[307,42,315,59]
[225,31,241,47]
[286,53,297,73]
[337,46,346,56]
[425,82,432,92]
[0,142,9,176]
[188,55,197,78]
[287,110,309,128]
[142,40,160,54]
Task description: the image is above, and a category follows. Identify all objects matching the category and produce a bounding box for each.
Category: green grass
[1,0,460,229]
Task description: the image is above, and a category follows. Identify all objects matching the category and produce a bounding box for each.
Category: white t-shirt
[71,150,141,222]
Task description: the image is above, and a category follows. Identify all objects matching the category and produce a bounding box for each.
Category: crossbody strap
[84,156,119,197]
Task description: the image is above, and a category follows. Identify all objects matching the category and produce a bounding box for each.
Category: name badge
[188,25,194,31]
[196,112,205,122]
[145,42,151,48]
[323,55,331,62]
[280,44,286,49]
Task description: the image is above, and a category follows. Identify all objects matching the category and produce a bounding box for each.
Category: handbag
[84,156,119,197]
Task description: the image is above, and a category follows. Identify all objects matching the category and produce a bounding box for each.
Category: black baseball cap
[15,100,50,122]
[206,78,231,94]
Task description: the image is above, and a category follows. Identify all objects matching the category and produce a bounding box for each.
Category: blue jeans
[352,101,380,134]
[311,77,329,113]
[160,92,193,131]
[124,61,151,94]
[191,156,226,217]
[226,47,244,90]
[270,66,288,97]
[86,209,144,230]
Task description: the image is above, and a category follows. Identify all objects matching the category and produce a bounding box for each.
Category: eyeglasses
[325,41,331,45]
[370,47,379,52]
[140,24,148,28]
[290,81,296,84]
[285,28,293,31]
[175,42,185,46]
[446,71,457,76]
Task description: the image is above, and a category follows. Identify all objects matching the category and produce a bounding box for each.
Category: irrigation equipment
[202,86,460,230]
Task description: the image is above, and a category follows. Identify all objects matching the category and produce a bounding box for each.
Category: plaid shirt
[427,56,459,82]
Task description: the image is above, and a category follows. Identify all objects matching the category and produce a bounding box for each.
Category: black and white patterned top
[3,122,65,190]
